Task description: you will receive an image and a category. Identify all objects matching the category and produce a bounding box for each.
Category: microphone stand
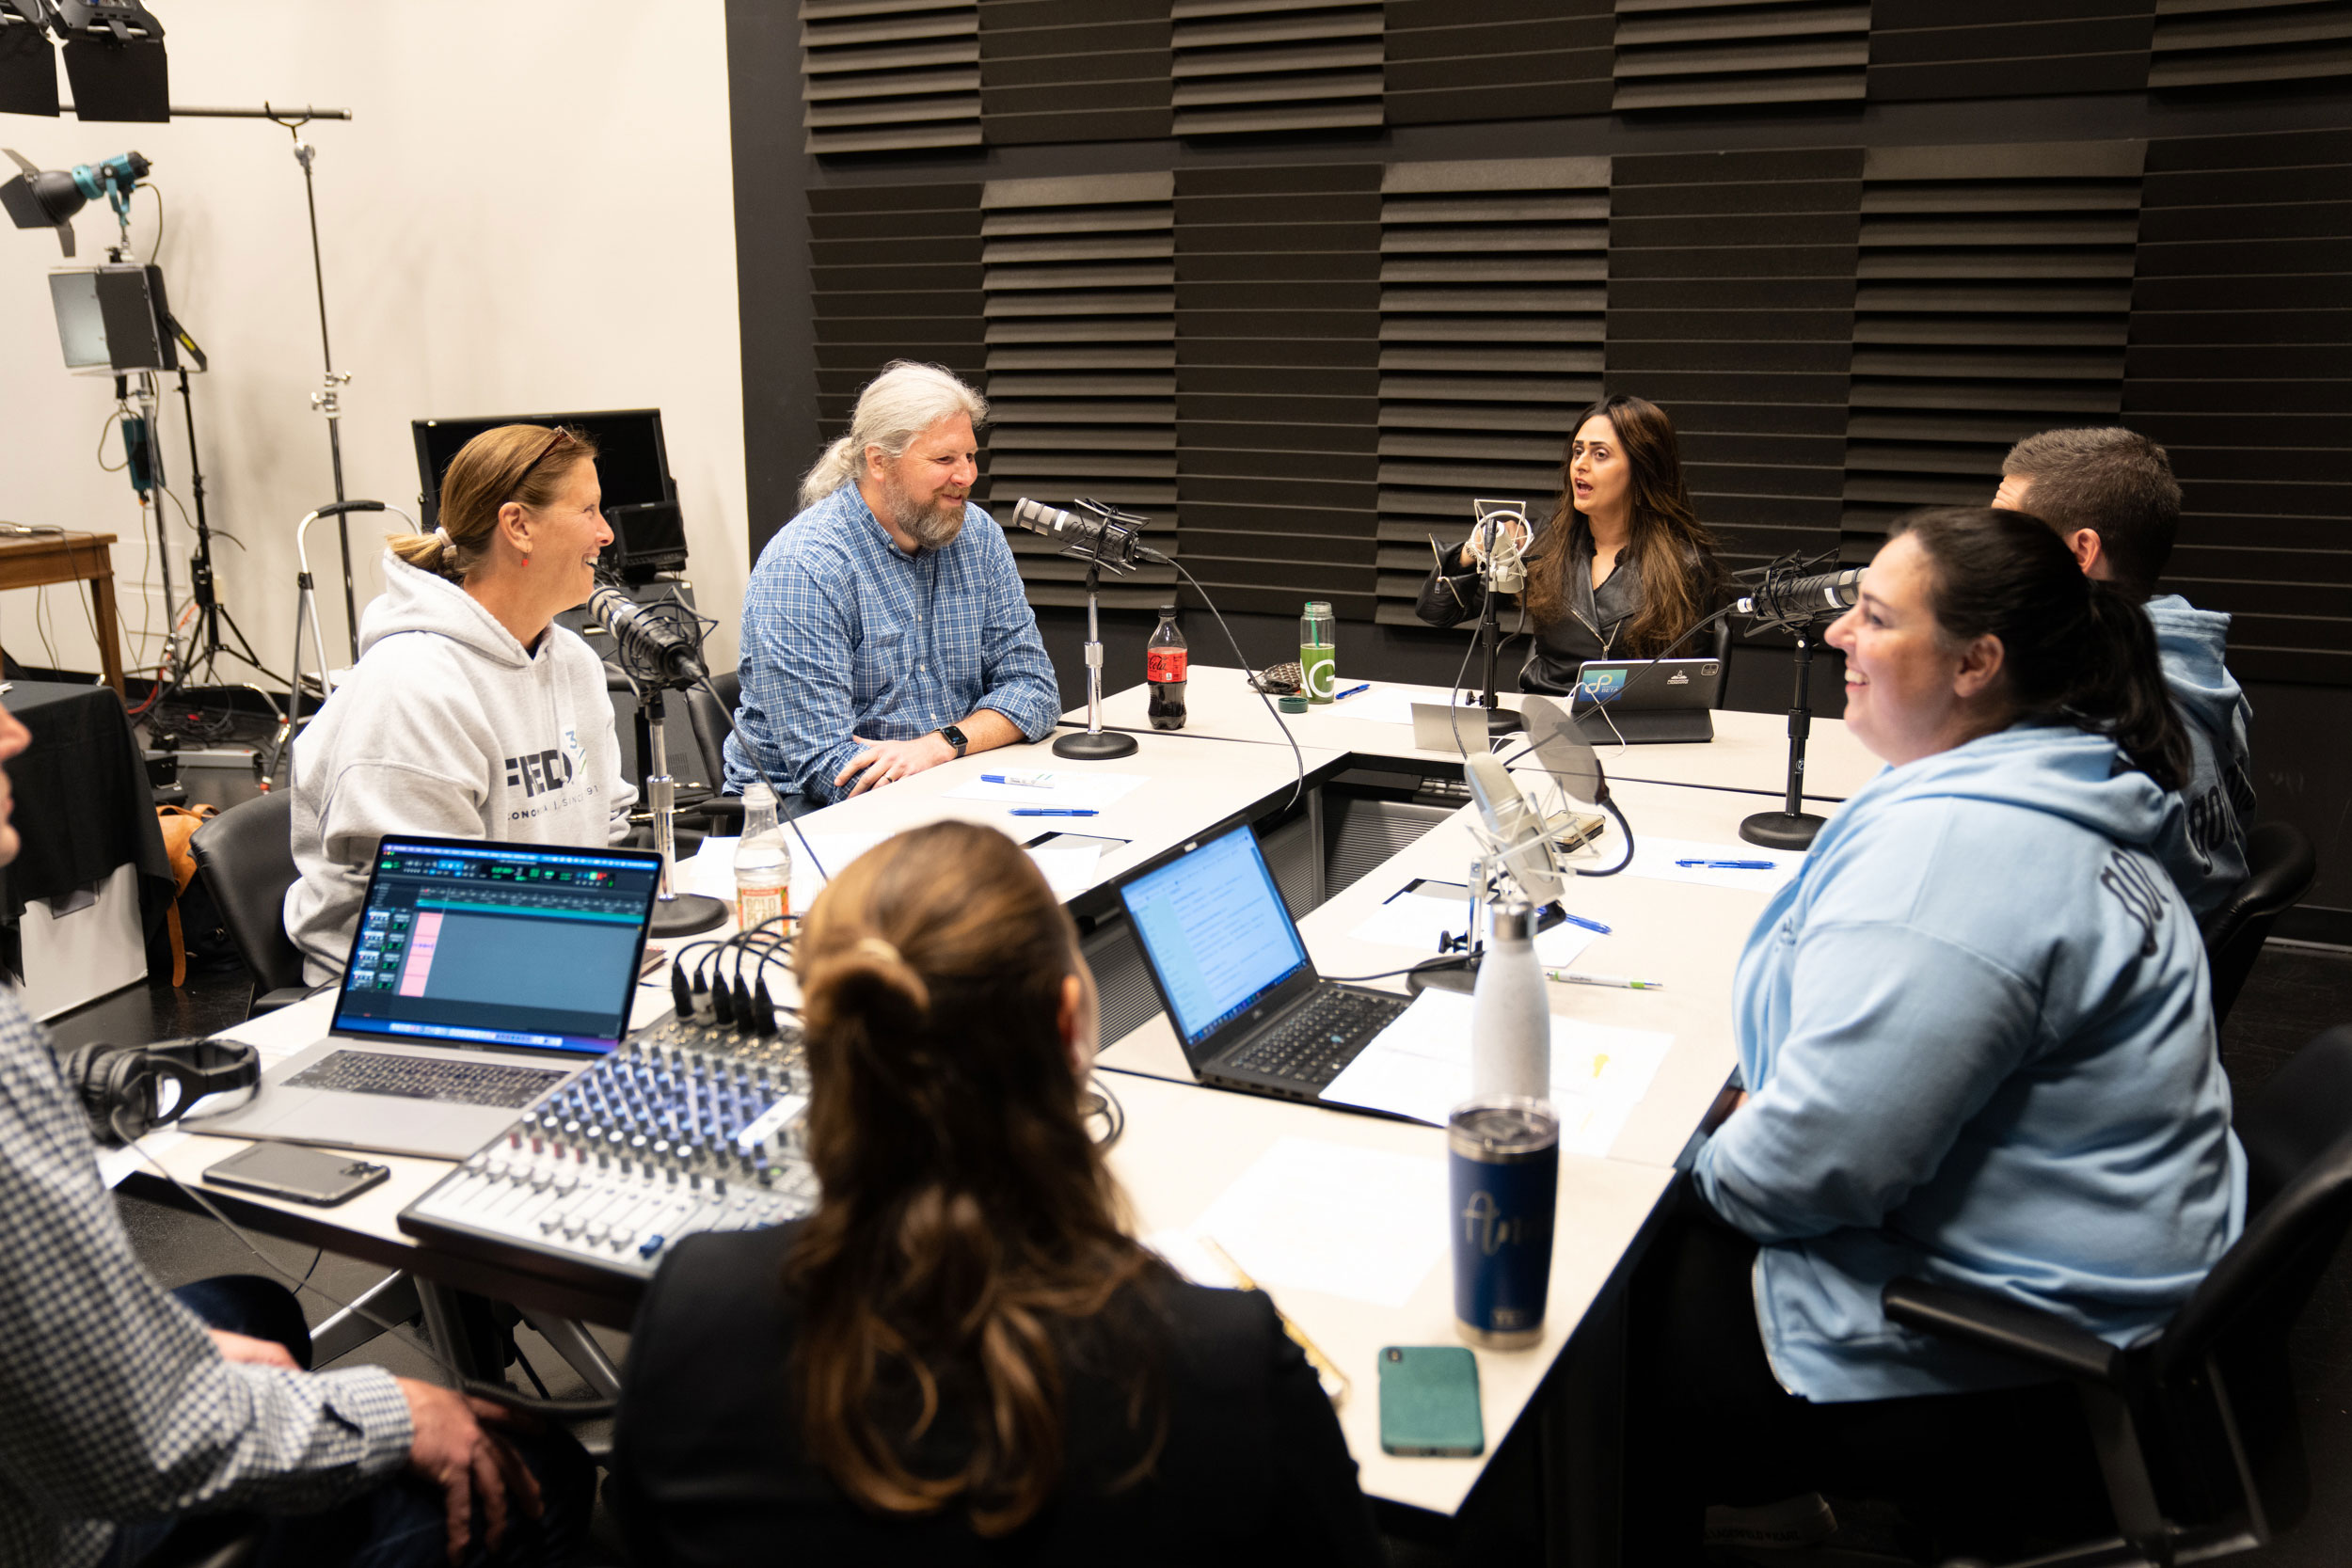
[1052,557,1138,761]
[1739,625,1828,850]
[638,685,726,936]
[1473,561,1522,736]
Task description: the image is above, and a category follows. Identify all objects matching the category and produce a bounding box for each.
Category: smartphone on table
[203,1143,390,1207]
[1377,1344,1485,1457]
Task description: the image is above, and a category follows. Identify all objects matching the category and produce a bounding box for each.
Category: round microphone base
[1484,705,1523,736]
[651,892,728,938]
[1053,727,1139,761]
[1738,810,1824,851]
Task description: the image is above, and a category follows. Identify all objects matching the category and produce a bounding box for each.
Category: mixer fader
[399,1012,818,1286]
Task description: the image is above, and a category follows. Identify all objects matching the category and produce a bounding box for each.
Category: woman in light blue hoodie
[1631,508,2246,1561]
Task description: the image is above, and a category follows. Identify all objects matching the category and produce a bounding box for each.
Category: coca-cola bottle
[1147,604,1187,730]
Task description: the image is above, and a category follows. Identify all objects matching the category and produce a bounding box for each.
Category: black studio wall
[725,0,2352,934]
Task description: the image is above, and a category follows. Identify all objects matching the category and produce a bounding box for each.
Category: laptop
[1568,657,1724,744]
[188,835,664,1160]
[1115,823,1408,1105]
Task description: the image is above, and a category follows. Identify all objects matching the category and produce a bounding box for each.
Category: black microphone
[591,584,706,688]
[1008,497,1166,573]
[1735,567,1865,628]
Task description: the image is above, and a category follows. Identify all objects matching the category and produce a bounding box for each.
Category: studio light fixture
[0,144,145,254]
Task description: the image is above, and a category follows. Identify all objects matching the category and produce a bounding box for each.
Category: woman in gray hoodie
[284,424,637,981]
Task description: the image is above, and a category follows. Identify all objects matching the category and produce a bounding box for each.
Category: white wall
[0,1,747,690]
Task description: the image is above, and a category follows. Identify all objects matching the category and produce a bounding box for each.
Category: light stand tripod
[271,106,360,663]
[1739,625,1829,850]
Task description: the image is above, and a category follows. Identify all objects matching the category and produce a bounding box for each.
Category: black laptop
[1569,656,1724,744]
[1116,823,1408,1104]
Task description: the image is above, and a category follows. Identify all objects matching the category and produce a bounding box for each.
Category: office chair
[681,669,744,833]
[1882,1022,2352,1566]
[187,793,310,1018]
[2204,822,2318,1030]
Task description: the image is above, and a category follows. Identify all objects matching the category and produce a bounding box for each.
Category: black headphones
[62,1039,261,1146]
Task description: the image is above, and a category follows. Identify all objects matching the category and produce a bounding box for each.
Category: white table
[1098,778,1809,1168]
[1072,665,1885,802]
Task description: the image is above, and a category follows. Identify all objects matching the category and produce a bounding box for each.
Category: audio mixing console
[399,1012,818,1288]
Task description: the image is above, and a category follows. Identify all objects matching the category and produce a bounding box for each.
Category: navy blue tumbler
[1448,1096,1559,1349]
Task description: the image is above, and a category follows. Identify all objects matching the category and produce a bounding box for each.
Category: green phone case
[1377,1345,1485,1457]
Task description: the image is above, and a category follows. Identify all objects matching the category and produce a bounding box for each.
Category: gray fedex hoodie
[284,553,636,982]
[2145,594,2255,919]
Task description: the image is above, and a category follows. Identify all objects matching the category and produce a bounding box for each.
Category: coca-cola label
[1148,647,1187,682]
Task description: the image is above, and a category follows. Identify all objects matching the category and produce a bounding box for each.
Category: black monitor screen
[412,408,672,529]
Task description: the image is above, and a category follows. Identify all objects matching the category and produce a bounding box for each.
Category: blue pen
[981,772,1053,788]
[1332,682,1371,701]
[1677,858,1777,870]
[1552,910,1612,935]
[1010,807,1098,817]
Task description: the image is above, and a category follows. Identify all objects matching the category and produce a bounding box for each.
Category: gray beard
[881,471,965,550]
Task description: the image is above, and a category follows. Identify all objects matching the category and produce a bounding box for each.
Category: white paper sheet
[1330,689,1422,727]
[1346,883,1603,969]
[1320,989,1673,1156]
[945,768,1148,809]
[1025,843,1102,898]
[1191,1136,1451,1308]
[95,1130,187,1191]
[1623,835,1805,893]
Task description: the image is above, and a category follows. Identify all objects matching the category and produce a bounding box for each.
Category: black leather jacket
[1415,520,1653,695]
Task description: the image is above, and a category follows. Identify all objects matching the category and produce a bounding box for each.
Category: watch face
[942,724,968,753]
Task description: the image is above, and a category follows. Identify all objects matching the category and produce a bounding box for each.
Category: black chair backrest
[187,792,306,997]
[2158,1026,2352,1385]
[684,669,741,793]
[2204,821,2317,1026]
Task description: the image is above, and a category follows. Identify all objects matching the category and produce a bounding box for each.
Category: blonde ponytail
[799,436,862,511]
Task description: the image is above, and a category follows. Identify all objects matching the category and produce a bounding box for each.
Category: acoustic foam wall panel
[1605,147,1862,574]
[1612,0,1871,112]
[802,0,983,156]
[2127,125,2352,685]
[1867,2,2154,101]
[1843,140,2144,559]
[1372,156,1609,626]
[2150,0,2352,89]
[806,183,986,451]
[977,0,1173,145]
[979,171,1181,608]
[1171,0,1386,137]
[1382,0,1614,126]
[1174,164,1383,620]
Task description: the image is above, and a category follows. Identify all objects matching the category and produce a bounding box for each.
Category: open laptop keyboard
[1223,989,1408,1086]
[287,1051,572,1109]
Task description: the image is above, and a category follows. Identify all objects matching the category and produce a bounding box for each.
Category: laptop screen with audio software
[330,837,662,1055]
[1118,825,1310,1048]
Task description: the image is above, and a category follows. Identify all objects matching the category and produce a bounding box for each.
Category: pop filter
[1519,694,1607,807]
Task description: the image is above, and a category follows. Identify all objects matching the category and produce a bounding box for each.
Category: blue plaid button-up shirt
[723,483,1061,802]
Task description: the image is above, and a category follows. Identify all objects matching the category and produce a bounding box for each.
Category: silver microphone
[1735,567,1865,628]
[1007,497,1163,573]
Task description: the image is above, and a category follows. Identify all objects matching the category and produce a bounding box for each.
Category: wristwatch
[939,723,969,758]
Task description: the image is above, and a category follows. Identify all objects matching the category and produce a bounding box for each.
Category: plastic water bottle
[1299,598,1337,704]
[1147,604,1188,730]
[1471,904,1549,1101]
[732,781,791,929]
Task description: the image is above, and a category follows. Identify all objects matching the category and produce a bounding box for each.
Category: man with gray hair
[1994,426,2254,914]
[724,361,1059,804]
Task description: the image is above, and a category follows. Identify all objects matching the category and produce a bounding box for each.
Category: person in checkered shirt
[0,689,590,1568]
[723,361,1062,806]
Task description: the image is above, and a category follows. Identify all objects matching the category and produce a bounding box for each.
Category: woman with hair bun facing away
[1417,393,1727,686]
[284,424,635,981]
[1629,508,2244,1560]
[612,821,1382,1566]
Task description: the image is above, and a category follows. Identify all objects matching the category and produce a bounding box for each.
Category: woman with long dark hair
[611,822,1381,1565]
[1628,508,2244,1562]
[1416,393,1727,683]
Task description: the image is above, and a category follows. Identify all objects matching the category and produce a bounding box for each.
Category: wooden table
[0,531,126,696]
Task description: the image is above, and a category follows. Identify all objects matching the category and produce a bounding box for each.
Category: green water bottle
[1299,599,1337,704]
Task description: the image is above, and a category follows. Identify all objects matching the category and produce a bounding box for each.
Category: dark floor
[61,940,2352,1565]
